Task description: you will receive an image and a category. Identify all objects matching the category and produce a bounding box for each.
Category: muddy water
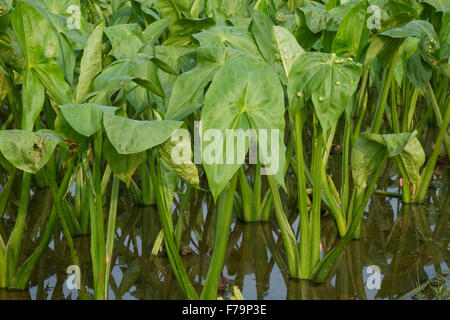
[0,161,448,300]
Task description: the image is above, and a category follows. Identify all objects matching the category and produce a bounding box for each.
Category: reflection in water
[0,165,448,300]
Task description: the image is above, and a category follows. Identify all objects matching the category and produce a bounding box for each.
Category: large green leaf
[352,131,425,190]
[272,26,304,77]
[287,52,362,131]
[105,24,144,60]
[103,138,146,187]
[297,6,339,33]
[142,18,171,44]
[398,135,426,193]
[11,0,73,127]
[93,53,172,103]
[158,138,200,187]
[103,113,183,154]
[250,9,276,64]
[21,68,44,131]
[439,7,450,59]
[201,56,286,200]
[59,104,118,137]
[76,22,104,103]
[0,130,61,174]
[351,135,387,190]
[331,0,369,60]
[381,20,440,61]
[193,26,262,58]
[165,64,217,120]
[420,0,450,11]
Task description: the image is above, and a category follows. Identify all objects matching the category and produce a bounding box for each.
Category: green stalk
[200,173,238,300]
[104,175,119,299]
[310,116,323,269]
[371,47,402,134]
[5,172,31,285]
[101,164,112,199]
[294,112,310,278]
[390,81,400,133]
[148,151,198,299]
[322,122,337,166]
[45,155,82,277]
[81,153,100,296]
[0,169,16,219]
[341,116,351,218]
[267,175,300,278]
[414,99,450,202]
[11,153,78,289]
[353,92,368,143]
[238,166,254,222]
[312,153,389,282]
[402,88,419,132]
[427,82,450,158]
[175,185,192,248]
[93,131,106,299]
[253,164,262,217]
[141,162,155,205]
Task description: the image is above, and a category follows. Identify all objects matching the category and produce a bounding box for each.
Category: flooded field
[1,161,447,300]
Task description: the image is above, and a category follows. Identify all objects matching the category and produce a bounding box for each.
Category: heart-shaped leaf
[60,104,118,137]
[288,52,362,131]
[0,130,62,174]
[103,113,183,154]
[201,55,286,200]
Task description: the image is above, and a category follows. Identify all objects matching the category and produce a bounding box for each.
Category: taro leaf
[170,17,215,37]
[33,63,74,105]
[11,1,73,129]
[164,46,253,120]
[379,132,417,157]
[250,9,276,64]
[297,6,339,33]
[352,131,425,190]
[0,130,61,174]
[165,64,217,120]
[420,0,450,11]
[59,104,118,137]
[54,112,86,143]
[406,50,432,89]
[331,0,369,60]
[364,35,405,67]
[10,1,59,66]
[103,113,183,154]
[104,24,144,60]
[398,135,426,192]
[196,46,253,67]
[22,68,45,131]
[158,0,189,25]
[158,137,200,187]
[103,138,146,187]
[201,56,286,200]
[93,54,169,103]
[287,52,362,131]
[40,0,86,33]
[142,18,171,44]
[439,7,450,59]
[351,134,386,190]
[272,26,305,77]
[193,26,263,58]
[76,21,105,103]
[381,20,440,61]
[221,0,249,17]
